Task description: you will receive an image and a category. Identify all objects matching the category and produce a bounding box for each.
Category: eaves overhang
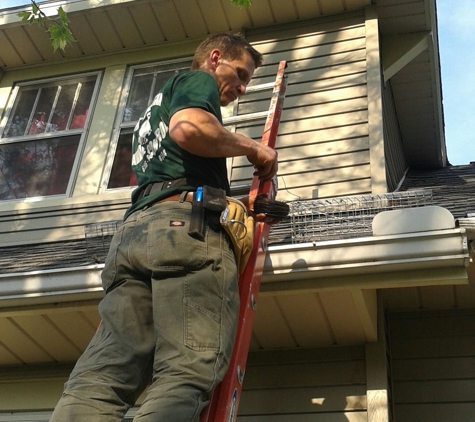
[0,227,469,307]
[0,0,444,170]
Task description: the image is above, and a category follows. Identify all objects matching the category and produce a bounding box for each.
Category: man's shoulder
[166,70,215,89]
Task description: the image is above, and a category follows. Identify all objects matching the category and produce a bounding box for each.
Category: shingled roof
[398,163,475,219]
[2,164,474,275]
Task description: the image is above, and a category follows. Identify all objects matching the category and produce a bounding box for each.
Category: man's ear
[209,49,222,71]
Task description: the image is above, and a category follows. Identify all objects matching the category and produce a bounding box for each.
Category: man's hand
[241,194,282,226]
[170,108,278,181]
[246,144,278,181]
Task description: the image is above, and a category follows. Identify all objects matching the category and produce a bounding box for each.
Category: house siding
[382,80,407,192]
[389,308,475,422]
[231,13,372,202]
[237,346,368,421]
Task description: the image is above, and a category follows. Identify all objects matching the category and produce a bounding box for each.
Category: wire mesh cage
[84,220,122,262]
[268,189,433,244]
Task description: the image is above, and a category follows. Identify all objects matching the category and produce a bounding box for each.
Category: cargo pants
[50,199,240,422]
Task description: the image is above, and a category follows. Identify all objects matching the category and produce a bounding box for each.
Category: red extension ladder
[200,60,288,422]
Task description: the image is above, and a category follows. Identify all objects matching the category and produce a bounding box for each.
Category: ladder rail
[200,60,288,422]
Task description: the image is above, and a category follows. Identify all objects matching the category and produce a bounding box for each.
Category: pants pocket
[183,267,223,352]
[147,209,207,270]
[101,223,126,292]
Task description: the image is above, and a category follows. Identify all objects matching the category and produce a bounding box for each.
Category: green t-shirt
[125,70,231,219]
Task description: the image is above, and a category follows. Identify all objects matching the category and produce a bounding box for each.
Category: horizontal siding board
[273,179,372,201]
[247,12,365,41]
[389,313,475,338]
[262,40,367,70]
[394,403,475,422]
[393,379,475,404]
[239,386,367,414]
[247,345,365,365]
[392,357,475,381]
[252,23,366,55]
[248,60,367,91]
[390,335,475,359]
[390,310,475,421]
[243,360,366,389]
[237,109,368,140]
[238,412,368,422]
[231,156,371,185]
[239,84,368,115]
[233,138,369,166]
[276,124,369,146]
[393,379,475,403]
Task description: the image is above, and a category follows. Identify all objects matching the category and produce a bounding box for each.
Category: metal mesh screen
[84,220,122,262]
[269,189,433,244]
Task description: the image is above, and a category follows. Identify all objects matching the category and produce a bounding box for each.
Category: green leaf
[47,24,75,52]
[18,11,32,21]
[230,0,251,7]
[58,6,69,24]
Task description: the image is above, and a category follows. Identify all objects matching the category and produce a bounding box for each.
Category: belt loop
[179,191,188,203]
[143,183,153,197]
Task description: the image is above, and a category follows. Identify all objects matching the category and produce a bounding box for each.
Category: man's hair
[191,33,263,70]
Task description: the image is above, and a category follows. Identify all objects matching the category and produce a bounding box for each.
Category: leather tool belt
[220,196,254,274]
[198,185,254,274]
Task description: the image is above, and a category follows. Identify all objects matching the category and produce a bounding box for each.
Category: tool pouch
[220,197,255,274]
[201,186,254,274]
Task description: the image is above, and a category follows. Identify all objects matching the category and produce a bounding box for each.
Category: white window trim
[0,71,103,203]
[100,57,193,194]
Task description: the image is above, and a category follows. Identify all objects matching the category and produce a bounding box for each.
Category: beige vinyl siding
[238,346,367,421]
[382,79,407,192]
[231,13,372,202]
[389,308,475,422]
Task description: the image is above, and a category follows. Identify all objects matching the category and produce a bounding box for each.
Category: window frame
[0,71,103,202]
[100,57,193,193]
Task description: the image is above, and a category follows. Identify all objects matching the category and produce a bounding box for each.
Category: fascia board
[262,228,469,286]
[0,265,104,307]
[0,228,469,307]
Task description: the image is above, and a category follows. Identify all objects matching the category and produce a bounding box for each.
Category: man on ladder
[50,33,280,422]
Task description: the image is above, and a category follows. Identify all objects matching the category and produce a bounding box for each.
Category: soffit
[376,0,445,169]
[0,0,443,169]
[0,0,370,70]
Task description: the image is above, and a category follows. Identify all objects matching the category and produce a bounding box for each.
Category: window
[104,60,191,191]
[0,73,100,200]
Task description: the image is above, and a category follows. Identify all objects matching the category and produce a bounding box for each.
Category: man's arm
[169,107,278,181]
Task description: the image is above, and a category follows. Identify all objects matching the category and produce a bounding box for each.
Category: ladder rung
[245,81,276,93]
[223,110,269,126]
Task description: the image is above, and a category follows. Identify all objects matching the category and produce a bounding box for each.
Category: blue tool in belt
[188,186,205,241]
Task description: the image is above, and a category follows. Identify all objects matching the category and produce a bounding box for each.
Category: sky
[0,0,473,166]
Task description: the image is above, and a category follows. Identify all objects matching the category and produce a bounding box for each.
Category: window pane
[0,135,80,199]
[123,62,191,123]
[124,73,155,122]
[108,130,136,189]
[29,86,58,135]
[50,83,79,132]
[2,75,97,138]
[71,79,96,129]
[3,89,39,137]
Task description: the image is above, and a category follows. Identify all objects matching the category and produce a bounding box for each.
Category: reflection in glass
[0,135,80,199]
[123,63,190,123]
[2,76,96,138]
[3,89,38,137]
[108,131,136,189]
